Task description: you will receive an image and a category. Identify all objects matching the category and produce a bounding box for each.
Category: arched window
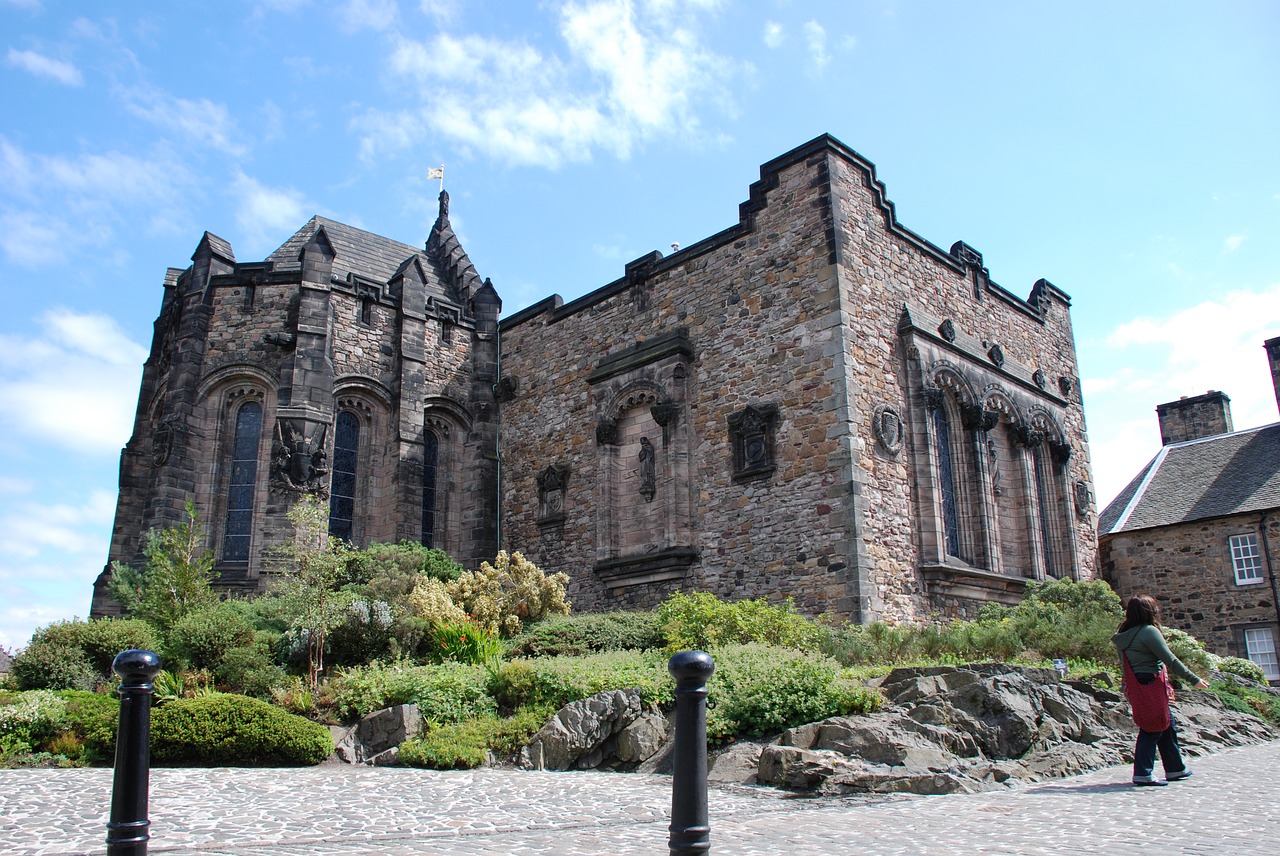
[328,411,359,541]
[1031,444,1057,578]
[222,401,262,563]
[422,431,439,548]
[932,404,961,558]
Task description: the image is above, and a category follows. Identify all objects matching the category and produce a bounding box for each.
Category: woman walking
[1112,594,1209,786]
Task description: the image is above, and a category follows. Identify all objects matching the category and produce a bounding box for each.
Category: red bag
[1121,651,1174,732]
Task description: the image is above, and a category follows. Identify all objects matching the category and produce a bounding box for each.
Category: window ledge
[920,563,1029,606]
[595,546,700,589]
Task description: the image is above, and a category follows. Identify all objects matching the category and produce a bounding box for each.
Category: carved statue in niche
[988,437,1003,497]
[872,404,904,456]
[638,437,656,502]
[270,420,330,498]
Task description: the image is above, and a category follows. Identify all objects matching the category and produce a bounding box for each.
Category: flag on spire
[427,165,444,191]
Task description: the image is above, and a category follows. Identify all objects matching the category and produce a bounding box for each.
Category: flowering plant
[431,617,503,667]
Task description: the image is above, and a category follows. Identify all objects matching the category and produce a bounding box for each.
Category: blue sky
[1,0,1277,650]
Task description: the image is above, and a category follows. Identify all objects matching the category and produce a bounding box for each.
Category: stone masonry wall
[1100,513,1280,657]
[501,153,852,617]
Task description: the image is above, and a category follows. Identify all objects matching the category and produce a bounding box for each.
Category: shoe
[1132,776,1168,787]
[1165,769,1193,781]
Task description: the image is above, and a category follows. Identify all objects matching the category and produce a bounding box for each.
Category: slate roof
[267,216,431,286]
[1099,422,1280,536]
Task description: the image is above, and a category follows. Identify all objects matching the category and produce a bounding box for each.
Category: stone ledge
[595,546,700,589]
[920,563,1029,606]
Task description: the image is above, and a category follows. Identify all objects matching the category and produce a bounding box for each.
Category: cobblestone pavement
[4,739,1277,855]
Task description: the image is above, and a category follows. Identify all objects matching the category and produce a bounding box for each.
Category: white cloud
[362,0,737,168]
[1224,234,1246,252]
[6,48,83,86]
[1086,284,1280,505]
[763,21,783,48]
[120,85,248,155]
[418,0,460,23]
[338,0,399,31]
[0,310,147,455]
[803,20,829,72]
[231,170,312,254]
[0,136,192,265]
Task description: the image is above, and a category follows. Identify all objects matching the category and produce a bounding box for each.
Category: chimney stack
[1156,391,1233,445]
[1266,336,1280,418]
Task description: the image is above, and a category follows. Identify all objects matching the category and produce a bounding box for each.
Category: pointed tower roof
[424,190,483,304]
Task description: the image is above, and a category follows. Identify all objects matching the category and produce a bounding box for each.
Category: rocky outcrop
[755,665,1276,795]
[519,689,670,771]
[331,703,422,765]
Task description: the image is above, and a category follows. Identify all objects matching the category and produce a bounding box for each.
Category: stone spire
[425,189,481,304]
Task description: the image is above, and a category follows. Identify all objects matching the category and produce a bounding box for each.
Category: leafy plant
[657,591,823,653]
[430,617,504,666]
[9,639,97,692]
[506,611,665,658]
[490,650,672,711]
[398,705,553,770]
[0,690,67,750]
[447,551,570,637]
[168,604,256,671]
[107,500,219,633]
[1213,655,1268,684]
[328,660,496,723]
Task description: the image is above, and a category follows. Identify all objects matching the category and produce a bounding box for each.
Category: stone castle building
[93,134,1098,623]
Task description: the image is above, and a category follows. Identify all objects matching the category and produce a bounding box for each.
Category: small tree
[273,496,356,688]
[108,500,219,634]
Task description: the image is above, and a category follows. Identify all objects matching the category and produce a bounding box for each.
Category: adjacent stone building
[1099,338,1280,680]
[94,133,1098,623]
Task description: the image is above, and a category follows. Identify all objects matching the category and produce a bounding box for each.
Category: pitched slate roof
[267,216,430,286]
[1100,422,1280,535]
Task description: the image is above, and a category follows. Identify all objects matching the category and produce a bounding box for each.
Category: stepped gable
[424,190,482,305]
[1100,422,1280,534]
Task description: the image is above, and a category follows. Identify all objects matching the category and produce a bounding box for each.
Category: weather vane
[427,164,445,192]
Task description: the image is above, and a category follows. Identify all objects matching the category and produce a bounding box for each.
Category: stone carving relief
[987,344,1005,367]
[1032,369,1047,389]
[596,418,619,446]
[987,437,1003,497]
[152,414,180,466]
[651,402,679,428]
[270,420,330,497]
[923,386,946,412]
[1073,480,1091,517]
[872,404,905,456]
[537,464,568,525]
[960,403,999,433]
[938,319,957,342]
[727,403,780,483]
[496,376,519,403]
[1058,376,1074,399]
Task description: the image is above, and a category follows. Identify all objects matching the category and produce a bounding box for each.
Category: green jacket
[1111,625,1201,685]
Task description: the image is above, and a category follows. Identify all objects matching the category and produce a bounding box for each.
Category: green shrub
[706,644,882,738]
[328,661,496,723]
[491,650,672,711]
[54,691,119,764]
[1214,656,1268,684]
[398,705,553,770]
[72,619,162,676]
[1209,681,1280,725]
[168,604,256,670]
[10,640,97,691]
[151,694,332,766]
[1160,627,1214,679]
[348,541,463,589]
[214,640,287,700]
[658,592,823,653]
[506,611,664,658]
[324,598,395,666]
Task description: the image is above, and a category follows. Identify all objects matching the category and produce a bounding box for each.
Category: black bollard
[107,649,162,856]
[668,650,714,856]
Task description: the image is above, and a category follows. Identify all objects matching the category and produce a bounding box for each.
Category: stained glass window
[328,411,358,541]
[222,401,261,562]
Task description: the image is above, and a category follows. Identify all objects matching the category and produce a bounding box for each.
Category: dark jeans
[1133,715,1186,778]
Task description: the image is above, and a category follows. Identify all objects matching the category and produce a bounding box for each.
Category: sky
[1,0,1277,650]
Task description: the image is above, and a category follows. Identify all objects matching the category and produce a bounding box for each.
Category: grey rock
[519,689,644,771]
[616,707,669,762]
[331,704,421,765]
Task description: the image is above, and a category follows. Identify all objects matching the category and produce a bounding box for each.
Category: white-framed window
[1244,627,1280,681]
[1230,533,1264,585]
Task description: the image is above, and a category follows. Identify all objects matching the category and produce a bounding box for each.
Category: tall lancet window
[328,411,359,541]
[933,405,961,558]
[422,431,439,548]
[223,401,262,563]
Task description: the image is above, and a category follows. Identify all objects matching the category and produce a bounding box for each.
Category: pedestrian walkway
[4,739,1277,855]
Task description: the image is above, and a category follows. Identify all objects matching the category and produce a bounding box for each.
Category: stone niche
[588,330,699,588]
